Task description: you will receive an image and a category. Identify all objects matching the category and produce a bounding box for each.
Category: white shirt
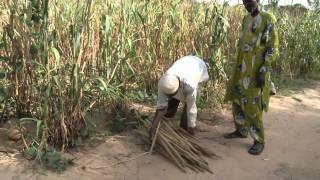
[156,55,209,127]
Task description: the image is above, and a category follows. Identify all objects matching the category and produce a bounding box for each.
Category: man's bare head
[242,0,260,16]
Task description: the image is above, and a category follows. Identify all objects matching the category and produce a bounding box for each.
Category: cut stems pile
[138,117,218,173]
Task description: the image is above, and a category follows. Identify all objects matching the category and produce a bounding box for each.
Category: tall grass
[275,6,320,77]
[0,0,228,153]
[0,0,319,156]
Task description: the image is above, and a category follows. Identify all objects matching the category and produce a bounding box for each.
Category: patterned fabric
[232,102,264,143]
[225,11,279,144]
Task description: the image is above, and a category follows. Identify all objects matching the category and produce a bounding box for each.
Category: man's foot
[248,141,264,155]
[180,125,195,135]
[180,123,188,131]
[224,130,248,139]
[187,127,195,135]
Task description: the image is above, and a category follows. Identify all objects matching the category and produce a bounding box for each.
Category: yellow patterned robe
[225,11,279,143]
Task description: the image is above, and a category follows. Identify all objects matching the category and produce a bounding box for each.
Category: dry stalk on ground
[138,117,218,173]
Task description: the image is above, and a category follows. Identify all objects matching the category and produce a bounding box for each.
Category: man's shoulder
[179,55,205,63]
[261,11,277,22]
[242,14,250,21]
[174,55,206,69]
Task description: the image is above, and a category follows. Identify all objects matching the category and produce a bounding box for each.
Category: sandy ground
[1,81,320,180]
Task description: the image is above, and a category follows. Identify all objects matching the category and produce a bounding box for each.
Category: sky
[196,0,311,7]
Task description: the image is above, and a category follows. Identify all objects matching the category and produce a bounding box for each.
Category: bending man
[149,55,209,137]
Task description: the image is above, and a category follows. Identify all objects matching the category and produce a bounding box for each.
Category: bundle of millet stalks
[137,117,218,173]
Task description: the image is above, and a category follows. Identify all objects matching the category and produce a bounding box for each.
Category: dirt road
[1,81,320,180]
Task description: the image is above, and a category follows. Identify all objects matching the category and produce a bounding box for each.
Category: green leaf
[36,120,43,139]
[72,64,79,94]
[0,43,6,50]
[0,71,6,79]
[53,76,62,92]
[73,33,82,58]
[42,147,72,172]
[0,56,9,62]
[95,77,108,92]
[19,118,43,139]
[23,146,37,160]
[50,47,61,64]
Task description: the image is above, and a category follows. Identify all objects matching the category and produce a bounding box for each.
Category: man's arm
[149,88,168,139]
[149,107,166,139]
[256,13,279,88]
[263,13,279,67]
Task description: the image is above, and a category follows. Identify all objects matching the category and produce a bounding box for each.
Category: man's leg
[180,104,188,130]
[224,102,248,138]
[247,113,264,144]
[245,99,265,155]
[180,104,196,135]
[165,98,180,118]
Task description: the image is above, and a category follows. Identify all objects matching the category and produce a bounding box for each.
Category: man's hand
[256,66,266,88]
[149,108,166,139]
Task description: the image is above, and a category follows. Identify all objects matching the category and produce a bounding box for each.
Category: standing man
[149,55,209,138]
[224,0,279,155]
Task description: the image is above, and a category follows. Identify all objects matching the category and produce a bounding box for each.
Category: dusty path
[1,81,320,180]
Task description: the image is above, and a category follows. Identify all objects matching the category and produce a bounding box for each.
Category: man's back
[166,55,209,89]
